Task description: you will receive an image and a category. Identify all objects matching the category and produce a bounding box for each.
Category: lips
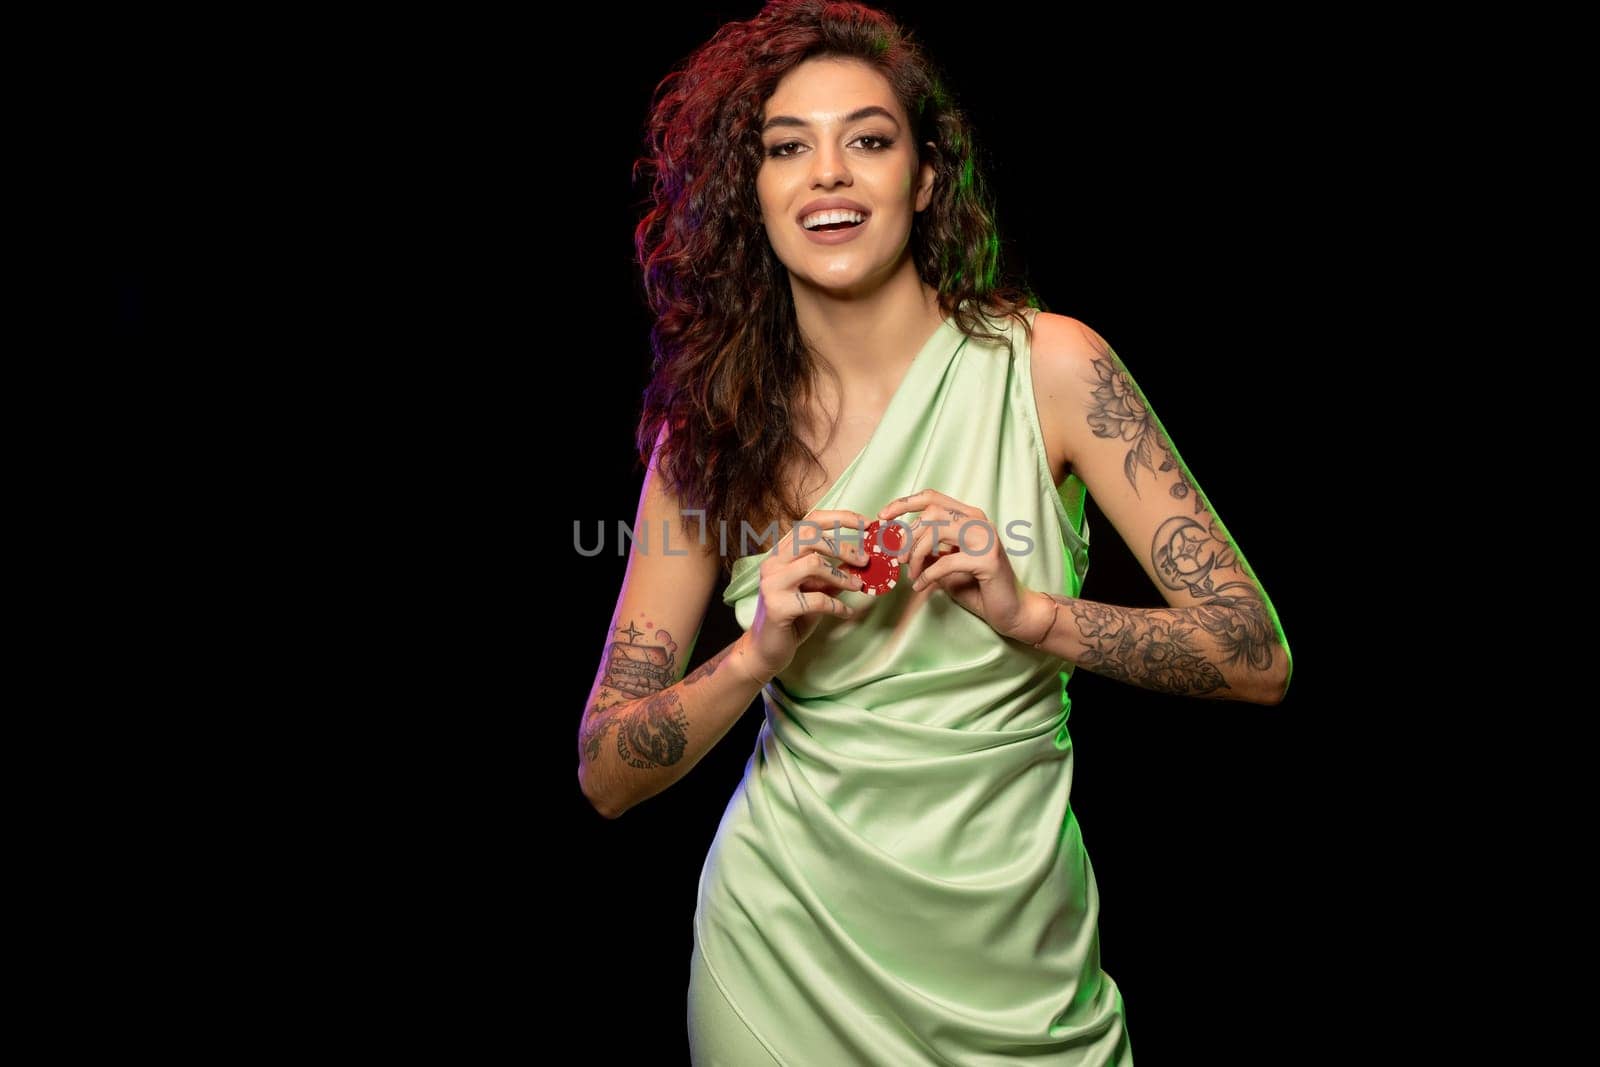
[800,215,869,245]
[796,197,871,225]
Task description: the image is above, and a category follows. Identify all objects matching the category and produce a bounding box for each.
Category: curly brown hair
[633,0,1041,573]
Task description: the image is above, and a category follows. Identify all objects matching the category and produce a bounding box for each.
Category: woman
[578,1,1292,1062]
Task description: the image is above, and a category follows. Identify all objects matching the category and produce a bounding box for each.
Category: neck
[788,266,947,394]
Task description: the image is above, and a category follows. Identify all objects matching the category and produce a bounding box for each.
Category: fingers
[796,553,866,594]
[902,520,961,584]
[774,510,872,565]
[761,551,864,605]
[786,555,861,620]
[909,550,962,592]
[906,523,936,583]
[876,495,985,575]
[879,490,951,521]
[879,489,984,521]
[793,589,856,618]
[890,509,979,581]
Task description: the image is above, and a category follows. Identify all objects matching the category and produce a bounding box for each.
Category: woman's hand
[878,490,1051,643]
[745,510,872,681]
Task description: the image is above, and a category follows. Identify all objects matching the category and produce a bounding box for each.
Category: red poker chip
[864,519,906,557]
[841,531,901,596]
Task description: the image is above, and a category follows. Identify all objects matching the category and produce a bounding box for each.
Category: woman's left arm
[878,314,1291,705]
[1022,312,1291,705]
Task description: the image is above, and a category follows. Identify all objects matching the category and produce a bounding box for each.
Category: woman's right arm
[578,428,871,818]
[575,432,761,819]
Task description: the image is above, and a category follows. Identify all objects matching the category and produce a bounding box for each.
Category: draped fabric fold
[692,307,1131,1065]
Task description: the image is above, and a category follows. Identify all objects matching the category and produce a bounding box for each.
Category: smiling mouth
[796,209,870,231]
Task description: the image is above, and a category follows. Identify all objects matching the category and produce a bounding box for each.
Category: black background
[117,3,1438,1061]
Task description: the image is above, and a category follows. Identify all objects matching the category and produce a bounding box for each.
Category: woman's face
[756,56,934,299]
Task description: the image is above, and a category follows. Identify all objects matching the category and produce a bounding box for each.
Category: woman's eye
[765,135,895,159]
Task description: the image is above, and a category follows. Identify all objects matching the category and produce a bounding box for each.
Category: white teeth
[802,209,866,229]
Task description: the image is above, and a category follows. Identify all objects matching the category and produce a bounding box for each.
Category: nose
[809,139,852,188]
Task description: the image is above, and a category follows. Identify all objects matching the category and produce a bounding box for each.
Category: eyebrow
[761,105,901,133]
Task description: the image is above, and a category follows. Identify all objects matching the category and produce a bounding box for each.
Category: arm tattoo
[580,683,691,771]
[1066,599,1228,696]
[1152,515,1277,672]
[600,620,678,697]
[1085,350,1203,513]
[580,690,624,764]
[1078,339,1280,690]
[616,690,690,768]
[1054,513,1278,695]
[581,619,691,768]
[582,627,732,767]
[681,643,733,687]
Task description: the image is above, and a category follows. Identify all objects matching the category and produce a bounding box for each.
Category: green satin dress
[689,307,1133,1065]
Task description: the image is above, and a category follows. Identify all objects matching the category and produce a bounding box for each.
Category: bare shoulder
[1025,312,1113,479]
[1029,311,1111,378]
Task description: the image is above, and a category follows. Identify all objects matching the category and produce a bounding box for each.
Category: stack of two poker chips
[840,519,907,596]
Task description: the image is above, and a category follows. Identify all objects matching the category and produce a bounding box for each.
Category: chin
[795,272,883,300]
[785,253,890,286]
